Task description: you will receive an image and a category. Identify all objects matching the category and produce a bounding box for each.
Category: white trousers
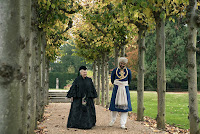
[110,111,128,127]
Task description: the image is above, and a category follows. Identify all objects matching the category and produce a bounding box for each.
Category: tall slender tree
[186,0,200,133]
[101,53,105,106]
[136,24,147,121]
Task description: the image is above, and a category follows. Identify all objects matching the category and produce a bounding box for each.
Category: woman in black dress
[66,66,97,129]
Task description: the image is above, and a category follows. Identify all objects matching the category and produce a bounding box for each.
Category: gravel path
[36,103,166,134]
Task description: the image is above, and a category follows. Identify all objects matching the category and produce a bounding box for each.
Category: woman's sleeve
[88,78,98,98]
[66,79,77,98]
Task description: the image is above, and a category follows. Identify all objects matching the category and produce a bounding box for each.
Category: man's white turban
[118,57,128,64]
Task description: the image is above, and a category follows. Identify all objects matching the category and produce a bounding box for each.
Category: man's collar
[118,66,126,70]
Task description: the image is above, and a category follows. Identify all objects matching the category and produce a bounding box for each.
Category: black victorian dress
[66,75,98,129]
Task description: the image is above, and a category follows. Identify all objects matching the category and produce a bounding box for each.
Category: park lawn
[130,91,200,129]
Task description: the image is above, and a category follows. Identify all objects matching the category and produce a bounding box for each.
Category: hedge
[49,72,77,89]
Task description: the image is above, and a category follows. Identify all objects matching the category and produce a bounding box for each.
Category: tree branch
[91,22,107,36]
[78,33,94,46]
[59,5,83,14]
[51,19,73,44]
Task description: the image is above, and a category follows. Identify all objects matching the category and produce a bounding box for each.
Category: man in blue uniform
[109,57,132,129]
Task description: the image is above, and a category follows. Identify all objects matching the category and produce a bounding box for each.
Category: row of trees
[1,0,200,133]
[0,0,82,133]
[145,19,200,91]
[70,0,200,133]
[0,1,49,133]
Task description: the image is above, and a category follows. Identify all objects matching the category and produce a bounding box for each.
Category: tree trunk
[27,0,39,132]
[44,56,49,105]
[137,27,146,121]
[154,12,166,129]
[35,31,42,121]
[46,57,50,105]
[40,33,46,119]
[93,60,97,88]
[114,45,119,68]
[27,33,37,134]
[96,58,101,105]
[20,0,32,132]
[19,0,31,133]
[92,61,96,104]
[101,53,105,107]
[187,1,200,133]
[120,45,126,57]
[0,0,22,133]
[105,53,110,108]
[93,60,98,92]
[27,0,38,132]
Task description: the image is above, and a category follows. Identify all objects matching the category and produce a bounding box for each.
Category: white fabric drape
[114,80,128,110]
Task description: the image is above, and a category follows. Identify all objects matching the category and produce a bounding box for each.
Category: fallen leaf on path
[43,128,48,132]
[153,130,160,132]
[37,126,47,130]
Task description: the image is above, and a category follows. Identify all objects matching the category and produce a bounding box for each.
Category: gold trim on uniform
[116,67,128,80]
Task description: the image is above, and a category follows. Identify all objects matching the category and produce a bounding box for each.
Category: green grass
[130,91,200,129]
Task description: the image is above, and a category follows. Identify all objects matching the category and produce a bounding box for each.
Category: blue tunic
[109,67,132,112]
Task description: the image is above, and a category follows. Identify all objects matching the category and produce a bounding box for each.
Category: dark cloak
[66,75,97,129]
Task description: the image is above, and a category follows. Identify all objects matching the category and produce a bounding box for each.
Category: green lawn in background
[130,91,200,129]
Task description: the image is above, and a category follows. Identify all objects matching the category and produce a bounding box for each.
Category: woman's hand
[71,97,73,102]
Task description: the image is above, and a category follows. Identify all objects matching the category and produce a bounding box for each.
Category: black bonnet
[79,66,87,71]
